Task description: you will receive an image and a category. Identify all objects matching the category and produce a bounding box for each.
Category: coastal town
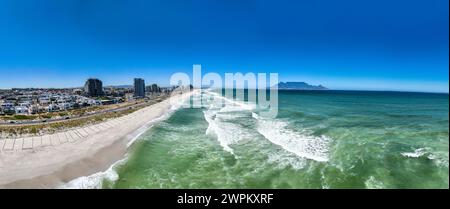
[0,78,182,139]
[0,78,174,123]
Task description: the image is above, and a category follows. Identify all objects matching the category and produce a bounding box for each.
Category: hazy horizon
[0,80,448,94]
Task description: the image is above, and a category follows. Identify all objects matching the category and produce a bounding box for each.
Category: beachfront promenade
[0,108,149,152]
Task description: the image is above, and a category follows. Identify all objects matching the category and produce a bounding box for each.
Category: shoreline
[0,90,195,188]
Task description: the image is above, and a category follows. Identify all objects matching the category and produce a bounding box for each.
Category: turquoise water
[105,90,449,189]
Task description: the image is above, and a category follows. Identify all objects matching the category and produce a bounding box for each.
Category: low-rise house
[28,105,41,114]
[39,97,51,105]
[125,93,134,102]
[19,102,31,107]
[47,104,60,112]
[100,99,116,105]
[1,102,15,115]
[1,102,14,109]
[15,106,29,115]
[58,102,72,110]
[73,89,83,95]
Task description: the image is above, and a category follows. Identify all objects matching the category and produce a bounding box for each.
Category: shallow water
[105,90,448,189]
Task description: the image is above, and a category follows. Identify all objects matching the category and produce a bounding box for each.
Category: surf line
[169,64,279,119]
[177,193,212,207]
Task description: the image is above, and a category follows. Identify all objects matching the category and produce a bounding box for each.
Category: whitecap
[201,90,256,155]
[365,176,384,189]
[253,112,330,162]
[58,158,126,189]
[401,148,429,158]
[266,151,307,170]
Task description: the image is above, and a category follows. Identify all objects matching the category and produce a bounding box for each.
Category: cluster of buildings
[0,89,99,115]
[0,78,173,116]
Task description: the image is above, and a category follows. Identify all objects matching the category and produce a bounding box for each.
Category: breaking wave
[202,90,330,162]
[252,112,330,162]
[58,91,196,189]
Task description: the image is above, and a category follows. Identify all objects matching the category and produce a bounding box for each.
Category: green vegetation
[1,108,135,136]
[0,95,169,137]
[14,115,38,120]
[41,114,52,119]
[97,96,112,100]
[1,115,38,120]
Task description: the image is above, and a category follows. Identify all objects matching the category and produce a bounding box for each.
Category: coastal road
[0,95,168,127]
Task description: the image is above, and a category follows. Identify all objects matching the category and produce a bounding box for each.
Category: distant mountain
[274,82,328,90]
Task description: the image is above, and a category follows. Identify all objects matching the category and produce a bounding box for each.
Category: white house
[15,106,29,115]
[39,97,51,105]
[58,102,72,110]
[47,104,60,112]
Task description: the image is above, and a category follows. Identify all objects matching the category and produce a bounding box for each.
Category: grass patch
[13,115,37,120]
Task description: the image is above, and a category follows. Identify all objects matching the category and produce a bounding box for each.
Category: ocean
[96,89,448,189]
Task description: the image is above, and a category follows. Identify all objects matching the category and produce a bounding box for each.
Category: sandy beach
[0,91,194,188]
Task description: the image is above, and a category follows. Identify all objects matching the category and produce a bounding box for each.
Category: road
[0,95,168,127]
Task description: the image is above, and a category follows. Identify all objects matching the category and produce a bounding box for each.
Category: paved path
[0,109,144,152]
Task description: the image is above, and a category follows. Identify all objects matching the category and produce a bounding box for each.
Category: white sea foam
[266,151,307,170]
[365,176,384,189]
[401,147,429,158]
[203,90,330,162]
[203,108,250,155]
[205,90,255,110]
[401,148,449,168]
[253,112,330,162]
[202,90,254,155]
[60,121,160,189]
[427,152,449,168]
[59,158,126,189]
[58,92,196,189]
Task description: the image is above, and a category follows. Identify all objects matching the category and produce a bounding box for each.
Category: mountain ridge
[275,82,328,90]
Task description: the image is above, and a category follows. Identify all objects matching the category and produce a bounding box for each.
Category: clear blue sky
[0,0,448,92]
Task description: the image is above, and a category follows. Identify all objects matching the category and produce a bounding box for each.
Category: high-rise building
[146,83,161,93]
[134,78,145,98]
[84,78,104,97]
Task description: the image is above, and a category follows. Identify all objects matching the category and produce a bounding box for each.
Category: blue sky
[0,0,448,92]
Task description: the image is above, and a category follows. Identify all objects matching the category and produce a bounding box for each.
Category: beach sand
[0,91,194,188]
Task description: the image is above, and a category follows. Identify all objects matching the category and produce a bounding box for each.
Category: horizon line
[1,86,448,94]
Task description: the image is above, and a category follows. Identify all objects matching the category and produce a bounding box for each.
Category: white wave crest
[203,109,252,155]
[202,90,254,154]
[204,90,255,110]
[253,112,330,162]
[401,148,449,168]
[58,158,126,189]
[401,148,429,158]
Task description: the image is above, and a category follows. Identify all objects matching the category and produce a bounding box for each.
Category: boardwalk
[0,110,146,152]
